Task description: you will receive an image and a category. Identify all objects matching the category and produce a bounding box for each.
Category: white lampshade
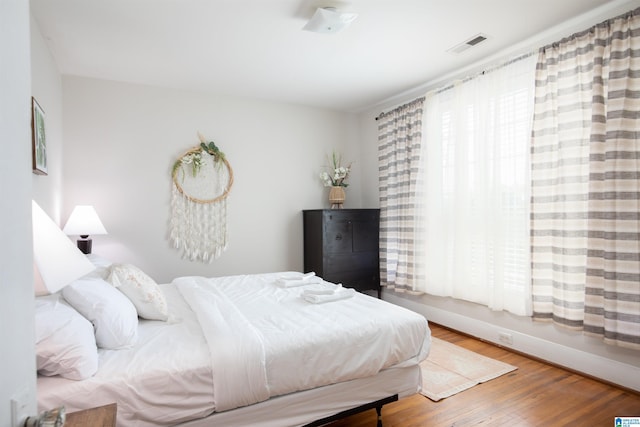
[63,205,108,255]
[32,200,96,295]
[303,7,358,34]
[63,205,107,236]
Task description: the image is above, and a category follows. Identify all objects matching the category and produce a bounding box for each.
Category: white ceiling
[30,0,638,112]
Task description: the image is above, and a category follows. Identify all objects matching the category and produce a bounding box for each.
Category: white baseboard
[384,293,640,393]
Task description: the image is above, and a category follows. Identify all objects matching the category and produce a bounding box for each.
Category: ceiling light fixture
[303,7,358,34]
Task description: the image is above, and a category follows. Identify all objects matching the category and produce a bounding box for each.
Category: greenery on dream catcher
[169,133,234,263]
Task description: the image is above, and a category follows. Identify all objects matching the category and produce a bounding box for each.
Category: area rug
[419,337,517,402]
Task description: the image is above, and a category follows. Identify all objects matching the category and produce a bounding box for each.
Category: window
[421,55,537,315]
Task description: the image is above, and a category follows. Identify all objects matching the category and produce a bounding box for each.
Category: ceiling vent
[447,33,489,54]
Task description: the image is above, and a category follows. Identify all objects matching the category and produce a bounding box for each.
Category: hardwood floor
[326,323,640,427]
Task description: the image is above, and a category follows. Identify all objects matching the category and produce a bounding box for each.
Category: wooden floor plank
[326,323,640,426]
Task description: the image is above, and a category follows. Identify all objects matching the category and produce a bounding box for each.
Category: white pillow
[35,294,98,380]
[62,276,138,349]
[108,263,169,321]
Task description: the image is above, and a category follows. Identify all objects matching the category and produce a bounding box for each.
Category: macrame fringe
[169,184,228,263]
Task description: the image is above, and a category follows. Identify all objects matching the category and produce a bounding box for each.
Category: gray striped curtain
[377,97,426,293]
[530,8,640,350]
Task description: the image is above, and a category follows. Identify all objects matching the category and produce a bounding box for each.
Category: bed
[35,260,431,427]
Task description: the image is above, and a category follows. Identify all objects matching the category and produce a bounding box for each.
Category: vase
[329,186,345,209]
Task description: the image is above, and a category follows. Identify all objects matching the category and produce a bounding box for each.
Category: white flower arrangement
[172,140,226,179]
[180,151,204,177]
[319,151,352,187]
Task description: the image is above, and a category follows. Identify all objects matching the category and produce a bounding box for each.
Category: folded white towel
[302,288,355,304]
[275,275,322,288]
[302,283,342,296]
[278,272,316,282]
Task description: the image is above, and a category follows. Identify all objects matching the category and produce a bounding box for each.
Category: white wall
[0,1,37,426]
[356,2,640,392]
[62,77,364,283]
[30,15,64,220]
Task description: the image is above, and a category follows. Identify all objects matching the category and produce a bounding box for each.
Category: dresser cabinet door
[324,214,353,254]
[352,212,379,252]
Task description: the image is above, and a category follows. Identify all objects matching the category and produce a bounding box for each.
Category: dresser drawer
[326,253,378,273]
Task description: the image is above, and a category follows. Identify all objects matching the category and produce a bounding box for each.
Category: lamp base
[77,238,92,254]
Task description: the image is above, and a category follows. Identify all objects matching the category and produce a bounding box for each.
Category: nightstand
[65,403,116,427]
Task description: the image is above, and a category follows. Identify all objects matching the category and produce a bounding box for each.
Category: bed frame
[178,363,419,427]
[303,395,399,427]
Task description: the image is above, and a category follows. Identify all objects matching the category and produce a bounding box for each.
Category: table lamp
[62,205,108,254]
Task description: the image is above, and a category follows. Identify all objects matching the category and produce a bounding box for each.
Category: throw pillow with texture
[108,263,169,321]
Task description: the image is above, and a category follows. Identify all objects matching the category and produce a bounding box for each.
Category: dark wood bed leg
[376,404,383,427]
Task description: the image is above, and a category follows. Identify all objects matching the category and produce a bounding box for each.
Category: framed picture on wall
[31,97,47,175]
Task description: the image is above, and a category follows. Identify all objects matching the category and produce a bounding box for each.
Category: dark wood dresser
[303,209,381,297]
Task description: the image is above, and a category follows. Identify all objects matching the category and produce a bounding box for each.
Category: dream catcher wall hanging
[169,133,234,263]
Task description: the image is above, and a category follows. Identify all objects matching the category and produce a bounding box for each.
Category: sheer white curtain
[421,54,537,315]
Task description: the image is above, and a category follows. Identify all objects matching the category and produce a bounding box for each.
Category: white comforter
[173,272,430,413]
[38,272,430,426]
